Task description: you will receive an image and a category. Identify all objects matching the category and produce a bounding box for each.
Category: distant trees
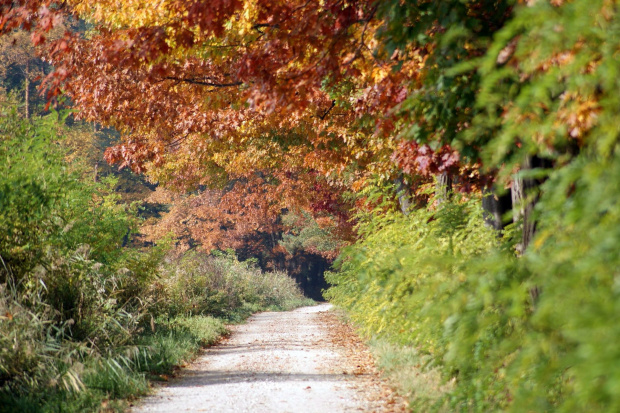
[0,30,45,118]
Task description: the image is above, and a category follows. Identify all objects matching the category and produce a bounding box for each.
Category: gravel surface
[130,303,407,413]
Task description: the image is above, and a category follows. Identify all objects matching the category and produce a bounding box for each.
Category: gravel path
[130,304,406,413]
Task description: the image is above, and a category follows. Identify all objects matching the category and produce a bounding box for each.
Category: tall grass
[0,252,313,413]
[149,250,315,322]
[368,339,452,412]
[0,310,226,413]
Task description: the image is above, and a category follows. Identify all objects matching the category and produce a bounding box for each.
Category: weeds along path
[130,303,407,413]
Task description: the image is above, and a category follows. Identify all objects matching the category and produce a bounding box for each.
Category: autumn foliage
[0,0,433,259]
[1,0,597,266]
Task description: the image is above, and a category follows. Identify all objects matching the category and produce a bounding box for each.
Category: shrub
[327,150,620,412]
[149,250,313,321]
[0,99,157,410]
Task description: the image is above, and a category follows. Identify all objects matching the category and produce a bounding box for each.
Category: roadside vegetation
[323,1,620,411]
[0,97,312,412]
[327,164,620,412]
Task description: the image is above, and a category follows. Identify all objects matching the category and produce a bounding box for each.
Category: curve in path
[131,304,403,413]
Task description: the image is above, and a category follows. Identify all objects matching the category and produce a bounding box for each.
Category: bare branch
[163,76,243,88]
[319,100,336,120]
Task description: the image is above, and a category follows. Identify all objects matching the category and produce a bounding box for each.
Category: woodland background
[1,0,620,411]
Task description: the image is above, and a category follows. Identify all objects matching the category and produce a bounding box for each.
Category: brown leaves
[104,142,161,174]
[318,310,410,413]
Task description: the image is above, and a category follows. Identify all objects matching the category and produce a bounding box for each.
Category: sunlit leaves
[471,0,620,181]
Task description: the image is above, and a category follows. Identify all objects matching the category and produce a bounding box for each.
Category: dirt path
[130,304,407,413]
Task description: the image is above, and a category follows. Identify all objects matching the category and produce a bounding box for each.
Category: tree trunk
[394,174,413,215]
[24,60,30,119]
[482,188,503,231]
[511,173,524,227]
[482,183,514,232]
[512,155,549,304]
[511,155,538,252]
[435,172,452,205]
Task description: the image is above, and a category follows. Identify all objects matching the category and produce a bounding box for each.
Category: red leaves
[30,32,45,45]
[36,5,54,31]
[0,1,62,36]
[333,4,357,31]
[391,141,483,194]
[310,180,350,225]
[0,0,448,249]
[182,0,242,36]
[392,141,461,177]
[104,142,164,174]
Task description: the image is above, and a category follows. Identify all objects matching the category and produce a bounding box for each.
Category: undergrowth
[0,314,226,413]
[368,339,452,412]
[0,250,312,413]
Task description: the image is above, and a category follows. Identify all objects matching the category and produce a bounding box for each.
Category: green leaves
[328,141,620,411]
[470,0,620,181]
[0,107,69,271]
[0,108,137,279]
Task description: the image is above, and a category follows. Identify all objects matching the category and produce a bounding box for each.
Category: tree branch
[344,5,379,67]
[166,132,191,148]
[319,100,336,120]
[163,76,242,88]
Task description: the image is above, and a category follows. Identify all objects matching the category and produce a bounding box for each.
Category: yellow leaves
[53,0,426,248]
[238,1,260,37]
[69,0,174,29]
[556,92,600,140]
[350,178,366,193]
[369,65,390,83]
[342,131,396,170]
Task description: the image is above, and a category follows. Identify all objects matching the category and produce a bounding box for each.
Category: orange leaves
[104,142,161,174]
[142,172,320,254]
[2,0,436,255]
[557,92,600,141]
[30,31,46,45]
[0,1,59,35]
[42,0,417,180]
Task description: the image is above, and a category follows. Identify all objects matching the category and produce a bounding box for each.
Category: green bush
[327,151,620,412]
[0,97,150,410]
[150,250,314,321]
[0,107,133,280]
